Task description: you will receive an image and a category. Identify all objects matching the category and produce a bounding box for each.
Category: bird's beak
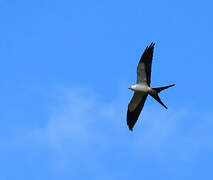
[128,86,131,90]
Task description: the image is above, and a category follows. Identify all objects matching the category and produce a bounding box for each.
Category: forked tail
[150,84,175,109]
[153,84,175,93]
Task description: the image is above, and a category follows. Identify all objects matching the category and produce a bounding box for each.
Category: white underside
[130,84,151,93]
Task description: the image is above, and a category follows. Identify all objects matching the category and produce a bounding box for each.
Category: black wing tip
[149,42,155,48]
[127,110,137,131]
[127,114,135,131]
[144,42,155,51]
[150,42,155,46]
[127,119,134,131]
[128,125,133,131]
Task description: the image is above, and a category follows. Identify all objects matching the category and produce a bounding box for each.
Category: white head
[128,85,135,91]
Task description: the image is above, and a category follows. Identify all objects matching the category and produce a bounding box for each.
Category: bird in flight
[127,43,175,131]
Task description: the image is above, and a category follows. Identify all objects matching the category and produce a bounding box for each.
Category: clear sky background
[0,0,213,179]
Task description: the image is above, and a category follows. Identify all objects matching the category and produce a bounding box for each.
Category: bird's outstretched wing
[127,92,148,131]
[137,43,155,86]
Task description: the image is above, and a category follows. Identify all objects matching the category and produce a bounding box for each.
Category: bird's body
[127,43,175,131]
[129,84,159,98]
[128,84,151,93]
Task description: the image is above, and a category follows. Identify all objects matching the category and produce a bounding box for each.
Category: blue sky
[0,0,213,179]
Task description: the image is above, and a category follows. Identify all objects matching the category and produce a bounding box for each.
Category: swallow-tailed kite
[127,43,175,131]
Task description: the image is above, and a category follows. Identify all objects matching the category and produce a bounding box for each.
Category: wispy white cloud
[28,88,212,160]
[9,87,213,178]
